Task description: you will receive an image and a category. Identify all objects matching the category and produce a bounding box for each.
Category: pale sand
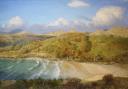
[59,61,128,81]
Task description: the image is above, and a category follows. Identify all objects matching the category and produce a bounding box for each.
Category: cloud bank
[7,16,24,28]
[92,6,125,27]
[0,5,127,34]
[1,16,25,33]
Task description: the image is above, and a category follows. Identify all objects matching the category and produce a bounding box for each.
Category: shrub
[103,74,114,85]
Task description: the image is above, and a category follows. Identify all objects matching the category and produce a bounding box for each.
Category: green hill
[41,32,91,58]
[0,27,128,63]
[90,35,128,62]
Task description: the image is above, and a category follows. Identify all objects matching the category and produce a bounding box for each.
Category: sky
[0,0,128,34]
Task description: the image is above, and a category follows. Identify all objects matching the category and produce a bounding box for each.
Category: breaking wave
[0,58,61,80]
[0,58,127,80]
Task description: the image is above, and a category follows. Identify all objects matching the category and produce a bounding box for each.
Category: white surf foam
[29,60,60,79]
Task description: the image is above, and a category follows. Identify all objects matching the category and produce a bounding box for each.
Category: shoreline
[0,56,128,65]
[0,57,128,81]
[0,57,128,66]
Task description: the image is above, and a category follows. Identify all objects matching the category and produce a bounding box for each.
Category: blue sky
[0,0,128,33]
[0,0,92,24]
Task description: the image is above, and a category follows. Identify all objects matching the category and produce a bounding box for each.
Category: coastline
[0,57,128,81]
[0,55,127,65]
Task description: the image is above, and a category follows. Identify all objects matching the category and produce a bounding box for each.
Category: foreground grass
[0,75,128,89]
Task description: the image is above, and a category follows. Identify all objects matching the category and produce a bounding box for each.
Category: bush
[103,74,114,85]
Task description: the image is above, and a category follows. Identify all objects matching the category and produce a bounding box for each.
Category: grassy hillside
[90,27,128,37]
[90,35,128,62]
[0,27,128,63]
[41,32,91,58]
[108,27,128,37]
[0,33,54,58]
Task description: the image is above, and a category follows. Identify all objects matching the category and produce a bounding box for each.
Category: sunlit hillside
[0,27,128,63]
[90,27,128,37]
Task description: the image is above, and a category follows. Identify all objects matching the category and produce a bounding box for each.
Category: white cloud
[28,17,94,34]
[0,16,25,33]
[7,16,24,28]
[48,18,69,26]
[92,6,125,26]
[68,0,90,8]
[45,17,95,33]
[48,17,89,27]
[0,16,94,34]
[47,17,87,28]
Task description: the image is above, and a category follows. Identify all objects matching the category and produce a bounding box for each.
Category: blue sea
[0,58,60,80]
